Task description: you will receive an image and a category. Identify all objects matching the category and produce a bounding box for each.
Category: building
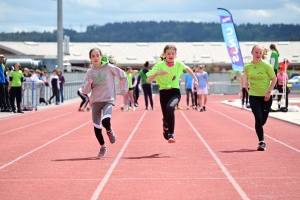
[0,41,299,72]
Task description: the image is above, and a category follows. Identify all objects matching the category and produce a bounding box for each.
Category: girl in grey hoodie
[82,48,128,157]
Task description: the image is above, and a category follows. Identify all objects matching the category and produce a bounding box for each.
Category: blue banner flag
[217,8,244,71]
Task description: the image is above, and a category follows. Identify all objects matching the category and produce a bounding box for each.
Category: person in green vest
[8,63,24,113]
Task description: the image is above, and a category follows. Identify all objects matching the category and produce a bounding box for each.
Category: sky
[0,0,300,33]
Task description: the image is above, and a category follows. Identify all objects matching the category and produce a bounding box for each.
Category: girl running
[244,45,277,151]
[81,48,128,157]
[146,44,198,143]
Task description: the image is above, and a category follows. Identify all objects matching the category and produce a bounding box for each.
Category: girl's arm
[146,71,169,83]
[185,67,198,88]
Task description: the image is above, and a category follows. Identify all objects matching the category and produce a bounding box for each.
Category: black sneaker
[203,106,206,111]
[257,141,266,151]
[163,126,168,140]
[199,108,203,112]
[17,110,24,114]
[168,134,176,143]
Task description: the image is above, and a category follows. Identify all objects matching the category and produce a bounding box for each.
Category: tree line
[0,21,299,42]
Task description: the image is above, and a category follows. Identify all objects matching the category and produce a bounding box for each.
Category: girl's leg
[186,89,190,107]
[249,96,264,142]
[123,92,129,111]
[159,89,181,142]
[92,103,105,146]
[102,103,116,143]
[262,96,273,126]
[148,85,154,109]
[15,87,22,112]
[194,91,198,108]
[128,90,135,110]
[142,84,149,109]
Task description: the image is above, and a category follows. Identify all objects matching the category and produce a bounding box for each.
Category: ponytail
[270,44,280,57]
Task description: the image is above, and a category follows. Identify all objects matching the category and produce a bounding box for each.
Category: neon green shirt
[244,60,275,96]
[139,69,151,85]
[9,70,24,87]
[146,60,187,90]
[126,73,133,88]
[270,50,279,70]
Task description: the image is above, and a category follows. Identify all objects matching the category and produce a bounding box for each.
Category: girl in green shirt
[244,45,277,151]
[146,44,198,143]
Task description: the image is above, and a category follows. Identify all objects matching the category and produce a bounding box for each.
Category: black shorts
[129,88,133,91]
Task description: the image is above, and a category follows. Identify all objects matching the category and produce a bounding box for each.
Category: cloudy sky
[1,0,300,33]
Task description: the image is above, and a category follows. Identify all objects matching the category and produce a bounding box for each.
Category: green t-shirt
[244,60,275,96]
[270,50,279,70]
[126,73,133,88]
[9,70,24,87]
[146,60,186,90]
[139,69,151,85]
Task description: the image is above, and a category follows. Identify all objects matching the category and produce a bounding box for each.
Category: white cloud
[1,0,299,32]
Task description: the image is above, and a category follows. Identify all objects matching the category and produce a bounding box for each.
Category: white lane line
[0,112,74,135]
[90,111,147,200]
[180,111,250,200]
[209,107,300,153]
[0,121,91,170]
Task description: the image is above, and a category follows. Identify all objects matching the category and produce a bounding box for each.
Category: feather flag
[217,8,244,71]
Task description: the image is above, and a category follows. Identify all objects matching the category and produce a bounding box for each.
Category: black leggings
[277,85,289,108]
[142,84,153,109]
[249,96,273,142]
[241,88,249,105]
[49,87,59,103]
[77,91,89,108]
[186,88,195,106]
[9,86,22,111]
[159,89,181,135]
[194,91,198,107]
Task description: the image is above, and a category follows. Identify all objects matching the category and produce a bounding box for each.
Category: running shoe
[257,141,266,151]
[199,107,203,112]
[168,134,176,143]
[107,130,116,144]
[163,126,168,140]
[98,147,107,157]
[203,106,206,111]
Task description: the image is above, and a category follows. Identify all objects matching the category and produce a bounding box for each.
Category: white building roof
[0,41,299,66]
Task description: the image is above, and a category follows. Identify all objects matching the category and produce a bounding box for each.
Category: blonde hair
[251,45,269,60]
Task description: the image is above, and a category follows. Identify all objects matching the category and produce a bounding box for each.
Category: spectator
[0,55,11,112]
[48,70,60,105]
[9,63,24,113]
[185,66,195,110]
[57,69,65,104]
[138,61,154,110]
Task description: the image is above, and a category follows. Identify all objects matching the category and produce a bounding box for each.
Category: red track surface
[0,95,299,200]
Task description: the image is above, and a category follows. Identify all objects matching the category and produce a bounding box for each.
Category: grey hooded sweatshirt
[82,63,128,105]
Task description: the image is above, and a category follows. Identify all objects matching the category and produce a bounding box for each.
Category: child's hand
[89,77,93,84]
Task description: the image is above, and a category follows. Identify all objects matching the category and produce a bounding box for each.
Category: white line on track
[90,111,147,200]
[209,107,300,153]
[0,112,74,135]
[0,120,91,170]
[180,111,250,200]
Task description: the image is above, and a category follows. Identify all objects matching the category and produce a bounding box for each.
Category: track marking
[180,111,250,200]
[90,111,147,200]
[209,107,300,153]
[0,112,74,135]
[0,120,91,170]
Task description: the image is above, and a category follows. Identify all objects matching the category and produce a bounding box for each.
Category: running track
[0,95,299,200]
